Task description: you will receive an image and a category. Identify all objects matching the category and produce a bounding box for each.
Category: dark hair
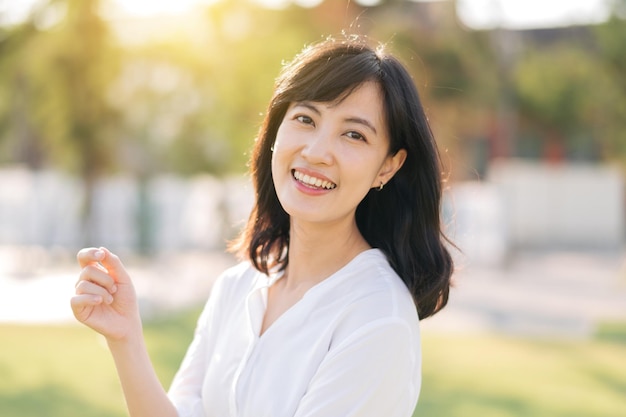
[231,36,453,319]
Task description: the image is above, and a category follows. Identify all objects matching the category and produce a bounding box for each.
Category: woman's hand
[71,247,141,341]
[72,248,179,417]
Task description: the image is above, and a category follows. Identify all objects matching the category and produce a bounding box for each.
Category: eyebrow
[293,102,378,135]
[344,116,378,135]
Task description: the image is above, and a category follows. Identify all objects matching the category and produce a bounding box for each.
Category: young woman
[72,35,453,417]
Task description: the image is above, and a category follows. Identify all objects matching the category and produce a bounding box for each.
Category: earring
[377,181,384,191]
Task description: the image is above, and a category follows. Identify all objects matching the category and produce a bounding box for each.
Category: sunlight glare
[457,0,611,29]
[111,0,217,17]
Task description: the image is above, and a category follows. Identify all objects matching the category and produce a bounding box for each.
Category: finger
[70,294,104,313]
[75,280,115,305]
[77,247,106,269]
[98,247,131,285]
[76,265,117,294]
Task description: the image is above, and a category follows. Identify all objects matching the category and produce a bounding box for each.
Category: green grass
[0,308,200,417]
[1,310,625,417]
[415,332,626,417]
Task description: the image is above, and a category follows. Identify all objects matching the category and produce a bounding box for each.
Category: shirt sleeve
[167,276,226,417]
[293,319,421,417]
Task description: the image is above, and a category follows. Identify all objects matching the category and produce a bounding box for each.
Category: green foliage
[1,0,626,179]
[592,7,626,164]
[54,0,121,178]
[514,45,601,133]
[0,0,121,175]
[104,2,326,176]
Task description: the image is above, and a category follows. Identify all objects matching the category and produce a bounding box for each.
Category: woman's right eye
[295,115,314,125]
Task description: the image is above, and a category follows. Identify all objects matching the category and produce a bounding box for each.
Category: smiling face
[271,81,406,229]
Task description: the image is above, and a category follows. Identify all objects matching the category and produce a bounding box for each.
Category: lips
[292,169,336,190]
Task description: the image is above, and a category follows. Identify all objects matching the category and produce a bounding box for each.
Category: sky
[0,0,615,30]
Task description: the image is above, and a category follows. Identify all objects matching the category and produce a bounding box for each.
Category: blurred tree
[513,44,603,162]
[56,0,121,244]
[110,0,335,177]
[0,18,48,168]
[363,0,499,179]
[0,0,121,245]
[593,0,626,164]
[512,2,626,165]
[4,0,623,189]
[189,0,347,173]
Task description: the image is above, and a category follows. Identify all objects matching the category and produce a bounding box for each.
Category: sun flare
[111,0,217,17]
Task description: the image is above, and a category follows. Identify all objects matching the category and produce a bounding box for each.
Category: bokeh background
[1,0,625,416]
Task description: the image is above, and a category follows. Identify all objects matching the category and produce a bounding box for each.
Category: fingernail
[110,285,117,294]
[106,295,114,304]
[94,250,104,260]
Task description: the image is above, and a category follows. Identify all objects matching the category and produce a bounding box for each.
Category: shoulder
[195,260,265,326]
[211,260,262,301]
[324,249,420,348]
[339,249,417,319]
[193,261,262,317]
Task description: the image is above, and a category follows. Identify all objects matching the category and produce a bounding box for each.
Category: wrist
[106,320,144,351]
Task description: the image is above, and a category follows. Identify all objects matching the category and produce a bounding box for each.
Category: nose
[301,129,334,165]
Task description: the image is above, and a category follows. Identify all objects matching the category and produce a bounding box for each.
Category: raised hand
[71,247,141,341]
[71,248,178,417]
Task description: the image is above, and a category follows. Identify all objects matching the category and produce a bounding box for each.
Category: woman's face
[271,81,406,228]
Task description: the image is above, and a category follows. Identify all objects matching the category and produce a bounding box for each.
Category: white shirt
[168,248,421,417]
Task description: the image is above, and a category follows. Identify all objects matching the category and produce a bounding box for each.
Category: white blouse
[168,248,421,417]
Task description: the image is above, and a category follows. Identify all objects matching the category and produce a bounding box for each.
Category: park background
[1,0,626,416]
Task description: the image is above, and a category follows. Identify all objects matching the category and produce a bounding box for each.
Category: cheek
[273,123,294,152]
[270,133,290,183]
[271,125,298,168]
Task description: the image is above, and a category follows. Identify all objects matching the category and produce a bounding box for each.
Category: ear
[372,149,407,189]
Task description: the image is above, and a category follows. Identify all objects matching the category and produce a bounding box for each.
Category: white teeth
[293,170,336,190]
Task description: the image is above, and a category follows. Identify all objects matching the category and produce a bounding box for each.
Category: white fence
[1,160,624,266]
[0,166,254,253]
[446,160,624,266]
[488,160,624,250]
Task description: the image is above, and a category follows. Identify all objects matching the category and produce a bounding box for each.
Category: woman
[72,35,453,417]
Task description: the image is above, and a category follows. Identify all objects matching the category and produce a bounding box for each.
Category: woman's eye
[295,115,314,125]
[346,131,366,141]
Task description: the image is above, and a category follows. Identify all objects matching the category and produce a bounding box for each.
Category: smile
[292,170,336,190]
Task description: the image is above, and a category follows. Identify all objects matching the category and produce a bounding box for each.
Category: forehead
[292,81,383,112]
[329,81,383,104]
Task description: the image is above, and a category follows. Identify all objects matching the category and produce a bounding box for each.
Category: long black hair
[232,36,453,319]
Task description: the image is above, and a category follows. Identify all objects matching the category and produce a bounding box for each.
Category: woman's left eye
[345,131,366,141]
[296,115,314,125]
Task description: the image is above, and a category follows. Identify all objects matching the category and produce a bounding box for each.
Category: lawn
[1,309,625,417]
[415,325,626,417]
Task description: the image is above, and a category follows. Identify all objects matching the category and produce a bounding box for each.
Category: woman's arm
[71,247,178,417]
[107,331,179,417]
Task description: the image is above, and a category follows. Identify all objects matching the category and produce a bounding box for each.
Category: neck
[284,217,371,290]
